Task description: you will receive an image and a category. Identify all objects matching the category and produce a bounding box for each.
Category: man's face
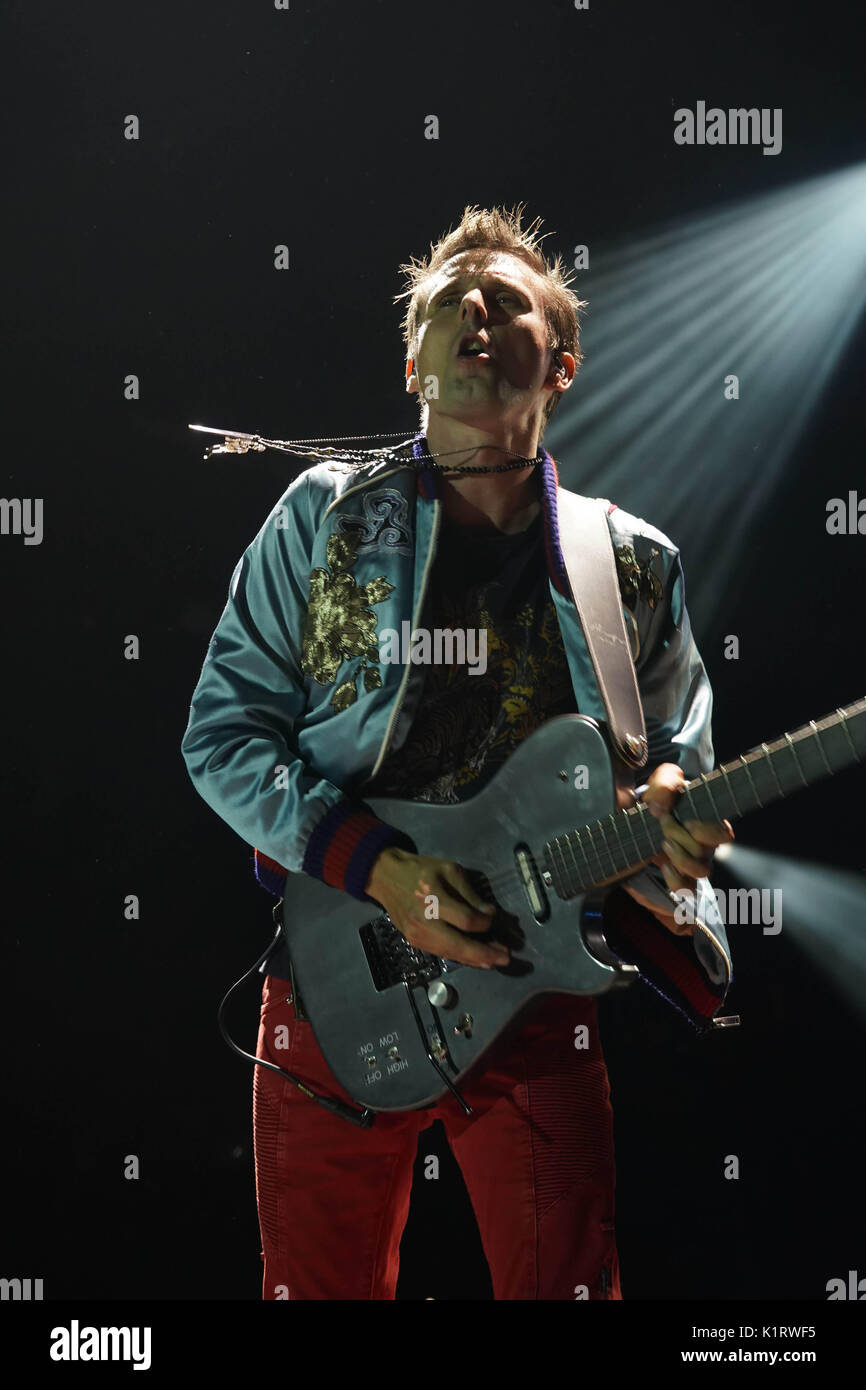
[406,250,560,431]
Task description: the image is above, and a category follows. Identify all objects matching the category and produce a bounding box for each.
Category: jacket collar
[410,430,570,597]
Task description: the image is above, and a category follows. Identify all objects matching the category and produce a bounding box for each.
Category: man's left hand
[615,762,734,935]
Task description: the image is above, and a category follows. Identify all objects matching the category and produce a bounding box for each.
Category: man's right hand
[364,847,510,970]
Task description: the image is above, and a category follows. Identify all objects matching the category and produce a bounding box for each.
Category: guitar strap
[554,488,649,772]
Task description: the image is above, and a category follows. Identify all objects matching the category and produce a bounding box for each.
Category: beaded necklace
[188,425,543,476]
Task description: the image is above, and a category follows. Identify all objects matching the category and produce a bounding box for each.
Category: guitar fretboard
[544,697,866,899]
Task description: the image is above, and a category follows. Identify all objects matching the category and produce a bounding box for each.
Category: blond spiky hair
[394,202,588,436]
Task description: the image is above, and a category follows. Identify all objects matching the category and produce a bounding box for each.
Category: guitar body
[282,715,637,1111]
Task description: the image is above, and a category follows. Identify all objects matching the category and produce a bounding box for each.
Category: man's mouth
[456,333,494,360]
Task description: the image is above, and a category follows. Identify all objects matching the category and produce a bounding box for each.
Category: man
[181,204,734,1300]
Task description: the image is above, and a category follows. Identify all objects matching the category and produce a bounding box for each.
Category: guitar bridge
[359,914,445,993]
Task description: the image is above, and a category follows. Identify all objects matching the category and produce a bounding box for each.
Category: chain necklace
[188,424,543,475]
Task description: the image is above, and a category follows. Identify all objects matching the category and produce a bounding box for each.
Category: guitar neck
[545,697,866,897]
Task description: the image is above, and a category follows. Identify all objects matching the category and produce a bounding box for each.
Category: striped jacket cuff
[254,800,417,902]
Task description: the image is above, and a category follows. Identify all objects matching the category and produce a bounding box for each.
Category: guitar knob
[427,980,457,1009]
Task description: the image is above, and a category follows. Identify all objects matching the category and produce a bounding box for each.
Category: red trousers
[253,975,622,1300]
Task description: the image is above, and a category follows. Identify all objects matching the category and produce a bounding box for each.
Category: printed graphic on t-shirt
[367,515,577,804]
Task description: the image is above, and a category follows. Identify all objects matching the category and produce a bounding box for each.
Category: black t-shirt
[365,508,577,803]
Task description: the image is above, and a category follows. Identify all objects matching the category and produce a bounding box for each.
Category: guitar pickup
[514,843,550,922]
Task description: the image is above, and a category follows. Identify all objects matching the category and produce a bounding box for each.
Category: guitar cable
[216,902,377,1128]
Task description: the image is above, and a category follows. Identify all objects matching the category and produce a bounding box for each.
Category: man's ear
[550,350,576,391]
[405,357,418,396]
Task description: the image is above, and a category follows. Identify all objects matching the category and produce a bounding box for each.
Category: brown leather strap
[555,488,648,770]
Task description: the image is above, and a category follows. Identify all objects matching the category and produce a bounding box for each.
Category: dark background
[2,0,864,1301]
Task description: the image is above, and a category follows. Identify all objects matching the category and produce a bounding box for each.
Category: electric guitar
[280,699,865,1111]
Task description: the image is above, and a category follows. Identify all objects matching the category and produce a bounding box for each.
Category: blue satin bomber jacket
[181,433,733,1034]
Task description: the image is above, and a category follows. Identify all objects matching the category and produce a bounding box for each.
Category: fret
[700,771,722,821]
[719,763,743,817]
[636,804,660,858]
[590,820,618,880]
[605,815,622,876]
[622,807,644,865]
[785,732,808,788]
[579,824,597,880]
[563,832,582,892]
[740,755,763,808]
[606,813,632,877]
[678,788,699,825]
[551,836,569,891]
[836,707,861,764]
[645,802,662,852]
[761,742,784,799]
[572,828,595,883]
[810,720,832,776]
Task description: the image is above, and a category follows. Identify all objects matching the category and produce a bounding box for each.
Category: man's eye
[436,291,519,309]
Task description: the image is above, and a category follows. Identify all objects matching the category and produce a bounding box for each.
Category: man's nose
[460,288,488,323]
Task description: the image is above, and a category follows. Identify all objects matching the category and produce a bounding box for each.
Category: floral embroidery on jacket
[614,543,663,612]
[300,532,394,711]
